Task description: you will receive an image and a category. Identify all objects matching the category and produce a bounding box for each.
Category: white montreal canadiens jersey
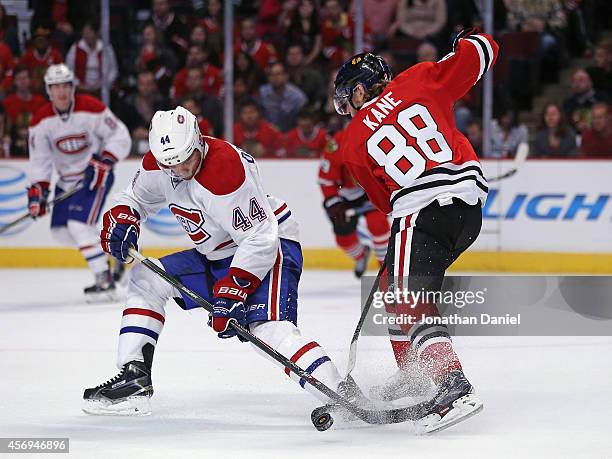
[28,95,131,186]
[117,136,300,282]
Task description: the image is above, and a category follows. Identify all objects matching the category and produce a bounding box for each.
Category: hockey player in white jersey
[28,64,131,299]
[83,106,348,415]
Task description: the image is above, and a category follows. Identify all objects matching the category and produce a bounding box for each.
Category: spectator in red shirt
[235,17,278,71]
[233,98,285,158]
[0,38,14,97]
[170,44,222,100]
[3,65,46,126]
[285,109,328,158]
[19,25,63,93]
[321,0,372,65]
[580,103,612,158]
[3,65,45,157]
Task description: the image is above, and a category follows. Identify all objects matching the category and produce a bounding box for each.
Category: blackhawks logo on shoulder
[325,138,339,154]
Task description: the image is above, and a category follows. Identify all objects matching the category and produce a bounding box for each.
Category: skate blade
[82,396,151,416]
[415,394,483,434]
[84,290,118,304]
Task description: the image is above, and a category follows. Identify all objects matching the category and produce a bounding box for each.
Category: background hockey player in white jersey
[27,64,131,299]
[83,106,348,416]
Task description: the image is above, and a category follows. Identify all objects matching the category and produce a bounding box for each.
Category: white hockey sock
[250,321,343,403]
[116,259,178,368]
[67,220,108,274]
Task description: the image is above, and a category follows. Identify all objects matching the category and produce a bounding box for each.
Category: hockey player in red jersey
[28,64,131,300]
[318,128,390,277]
[333,29,498,431]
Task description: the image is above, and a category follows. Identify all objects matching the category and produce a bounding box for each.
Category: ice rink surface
[1,268,611,459]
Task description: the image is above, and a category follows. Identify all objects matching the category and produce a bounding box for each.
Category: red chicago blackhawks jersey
[340,33,499,216]
[318,129,365,201]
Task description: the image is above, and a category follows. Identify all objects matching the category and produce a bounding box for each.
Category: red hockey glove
[27,181,50,217]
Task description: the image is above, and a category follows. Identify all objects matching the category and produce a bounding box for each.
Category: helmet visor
[333,86,353,116]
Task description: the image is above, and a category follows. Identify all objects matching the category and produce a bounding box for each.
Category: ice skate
[84,270,117,303]
[354,245,371,278]
[415,370,483,434]
[83,345,154,416]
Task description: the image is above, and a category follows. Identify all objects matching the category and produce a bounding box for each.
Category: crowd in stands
[0,0,609,160]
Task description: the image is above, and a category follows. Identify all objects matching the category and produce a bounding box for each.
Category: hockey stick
[128,247,432,429]
[0,185,82,235]
[486,142,529,182]
[345,261,386,379]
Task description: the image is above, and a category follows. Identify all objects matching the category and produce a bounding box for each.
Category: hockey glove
[27,181,50,217]
[324,195,351,224]
[210,276,251,340]
[100,205,140,263]
[453,27,478,51]
[83,152,116,191]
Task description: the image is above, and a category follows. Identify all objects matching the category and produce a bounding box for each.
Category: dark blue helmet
[333,53,393,115]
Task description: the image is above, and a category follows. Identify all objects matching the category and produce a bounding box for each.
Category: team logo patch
[55,133,89,154]
[177,114,184,124]
[168,203,210,244]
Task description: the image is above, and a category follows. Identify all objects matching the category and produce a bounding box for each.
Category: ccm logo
[55,133,89,154]
[117,213,139,223]
[217,287,247,300]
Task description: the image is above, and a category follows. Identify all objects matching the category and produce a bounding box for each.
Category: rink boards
[1,158,611,272]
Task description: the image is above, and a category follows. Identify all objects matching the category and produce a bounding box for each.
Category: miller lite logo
[55,133,89,154]
[168,204,210,244]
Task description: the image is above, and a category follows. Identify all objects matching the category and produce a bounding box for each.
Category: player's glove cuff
[324,195,345,210]
[213,268,261,301]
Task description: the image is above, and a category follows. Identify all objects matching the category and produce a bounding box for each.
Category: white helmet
[149,106,206,167]
[44,64,75,94]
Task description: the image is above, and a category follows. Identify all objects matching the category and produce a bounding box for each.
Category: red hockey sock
[336,233,366,260]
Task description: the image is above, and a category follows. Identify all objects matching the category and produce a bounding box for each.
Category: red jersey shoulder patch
[29,102,55,127]
[196,138,245,195]
[74,94,106,114]
[142,151,160,171]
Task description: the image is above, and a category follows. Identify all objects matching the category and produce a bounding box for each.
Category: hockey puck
[311,407,334,432]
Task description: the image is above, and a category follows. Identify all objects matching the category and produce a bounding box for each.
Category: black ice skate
[354,245,371,278]
[414,369,483,433]
[369,363,435,402]
[83,345,154,416]
[84,270,117,303]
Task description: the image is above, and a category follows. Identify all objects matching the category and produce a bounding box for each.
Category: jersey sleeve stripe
[466,35,494,76]
[469,35,494,72]
[464,37,485,81]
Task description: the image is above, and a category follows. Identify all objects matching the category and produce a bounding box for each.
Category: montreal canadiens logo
[168,203,210,244]
[55,133,89,154]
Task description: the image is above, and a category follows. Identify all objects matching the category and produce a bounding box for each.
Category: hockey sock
[250,321,343,403]
[336,233,366,261]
